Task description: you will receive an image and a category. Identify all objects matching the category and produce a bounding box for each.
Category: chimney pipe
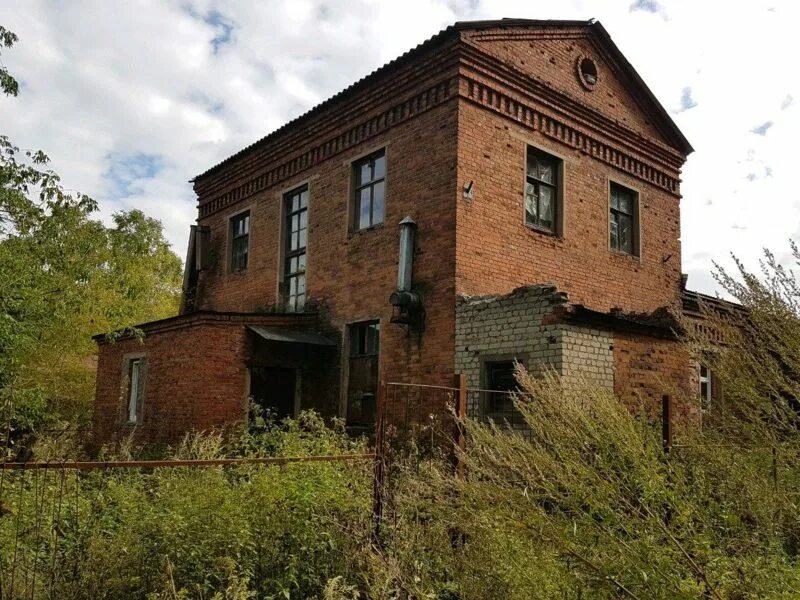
[397,216,416,292]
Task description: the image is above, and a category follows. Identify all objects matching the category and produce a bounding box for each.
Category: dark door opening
[249,367,296,421]
[484,361,518,418]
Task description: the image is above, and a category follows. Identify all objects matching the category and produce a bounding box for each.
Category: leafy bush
[0,412,372,599]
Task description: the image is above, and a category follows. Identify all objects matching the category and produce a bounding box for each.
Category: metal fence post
[661,395,672,453]
[454,373,467,479]
[372,381,387,546]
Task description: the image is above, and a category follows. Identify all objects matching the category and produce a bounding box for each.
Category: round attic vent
[577,56,599,90]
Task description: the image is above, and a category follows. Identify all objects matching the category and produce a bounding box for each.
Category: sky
[1,0,798,297]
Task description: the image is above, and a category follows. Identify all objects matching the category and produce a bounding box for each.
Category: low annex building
[94,18,719,446]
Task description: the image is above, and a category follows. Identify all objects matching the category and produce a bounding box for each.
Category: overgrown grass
[369,372,800,599]
[4,380,800,599]
[0,412,372,600]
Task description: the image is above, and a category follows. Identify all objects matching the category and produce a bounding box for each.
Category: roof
[193,18,692,183]
[92,310,318,343]
[681,289,745,317]
[247,325,336,347]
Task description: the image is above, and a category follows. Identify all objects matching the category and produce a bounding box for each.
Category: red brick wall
[613,333,698,423]
[93,322,248,449]
[454,95,682,314]
[453,26,685,314]
[462,29,668,143]
[193,100,460,395]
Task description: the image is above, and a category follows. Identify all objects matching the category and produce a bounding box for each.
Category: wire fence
[5,378,800,596]
[0,454,378,599]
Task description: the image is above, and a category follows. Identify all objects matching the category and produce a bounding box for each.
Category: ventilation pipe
[390,216,424,329]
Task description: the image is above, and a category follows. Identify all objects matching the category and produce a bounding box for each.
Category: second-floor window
[352,149,385,231]
[609,183,638,256]
[525,147,560,233]
[230,211,250,272]
[284,186,308,312]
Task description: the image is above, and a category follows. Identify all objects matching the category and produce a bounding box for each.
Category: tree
[0,26,182,443]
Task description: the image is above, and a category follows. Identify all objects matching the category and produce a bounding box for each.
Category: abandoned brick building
[93,18,717,446]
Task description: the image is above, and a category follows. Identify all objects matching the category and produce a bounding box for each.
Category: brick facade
[94,19,703,447]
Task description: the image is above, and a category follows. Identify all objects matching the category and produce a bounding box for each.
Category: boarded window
[230,211,250,272]
[346,321,380,427]
[126,358,146,423]
[283,186,308,312]
[352,150,385,231]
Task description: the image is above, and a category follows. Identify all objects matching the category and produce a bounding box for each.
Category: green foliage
[0,414,372,599]
[368,373,800,599]
[691,243,800,442]
[0,25,182,438]
[0,25,18,97]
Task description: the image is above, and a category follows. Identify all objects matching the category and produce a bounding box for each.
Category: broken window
[283,186,308,312]
[126,358,145,423]
[352,149,385,231]
[230,211,250,272]
[610,183,638,255]
[346,321,380,427]
[525,147,560,233]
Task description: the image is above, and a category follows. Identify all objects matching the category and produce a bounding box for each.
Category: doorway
[249,367,296,421]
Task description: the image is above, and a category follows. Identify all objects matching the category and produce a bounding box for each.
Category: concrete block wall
[455,285,615,416]
[561,327,614,388]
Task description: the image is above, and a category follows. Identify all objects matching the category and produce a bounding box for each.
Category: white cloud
[1,0,798,298]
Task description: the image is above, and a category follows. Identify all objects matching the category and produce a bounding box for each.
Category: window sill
[609,249,640,261]
[348,223,384,238]
[226,269,249,278]
[524,223,561,239]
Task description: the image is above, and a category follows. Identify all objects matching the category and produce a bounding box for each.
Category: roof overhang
[247,325,336,347]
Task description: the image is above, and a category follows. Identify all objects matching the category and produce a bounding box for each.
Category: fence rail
[0,453,375,471]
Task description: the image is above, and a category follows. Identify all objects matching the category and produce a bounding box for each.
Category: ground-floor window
[699,364,716,411]
[483,360,518,417]
[126,357,146,424]
[346,321,380,428]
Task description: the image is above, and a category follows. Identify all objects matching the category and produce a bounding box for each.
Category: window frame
[522,142,564,237]
[351,148,386,232]
[699,364,712,411]
[121,353,146,425]
[480,355,525,419]
[608,180,640,257]
[282,185,308,312]
[344,320,381,426]
[228,210,251,273]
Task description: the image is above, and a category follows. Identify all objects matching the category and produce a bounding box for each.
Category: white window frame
[127,358,142,423]
[699,364,712,411]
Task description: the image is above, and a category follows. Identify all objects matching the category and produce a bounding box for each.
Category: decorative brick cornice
[196,32,687,219]
[460,75,681,197]
[459,42,685,171]
[198,77,457,219]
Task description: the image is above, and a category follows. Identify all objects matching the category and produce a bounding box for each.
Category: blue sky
[1,0,798,296]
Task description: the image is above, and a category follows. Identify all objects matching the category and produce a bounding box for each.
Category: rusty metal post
[661,395,672,453]
[453,373,467,479]
[372,381,387,546]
